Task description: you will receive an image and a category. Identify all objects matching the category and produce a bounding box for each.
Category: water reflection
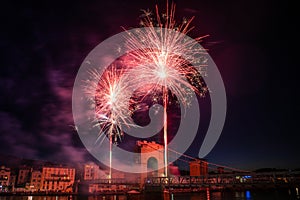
[245,190,251,199]
[211,191,221,199]
[87,196,126,200]
[235,191,245,198]
[0,196,71,200]
[0,189,298,200]
[206,188,210,200]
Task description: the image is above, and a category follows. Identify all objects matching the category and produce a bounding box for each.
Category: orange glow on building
[189,159,208,176]
[29,170,42,191]
[83,162,107,180]
[41,166,75,192]
[17,166,32,186]
[0,166,10,191]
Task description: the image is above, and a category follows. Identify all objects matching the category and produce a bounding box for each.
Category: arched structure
[136,141,165,185]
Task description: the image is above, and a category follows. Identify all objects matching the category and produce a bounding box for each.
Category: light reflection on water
[0,189,298,200]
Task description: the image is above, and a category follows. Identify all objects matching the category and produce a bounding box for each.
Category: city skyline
[0,0,298,171]
[2,157,297,194]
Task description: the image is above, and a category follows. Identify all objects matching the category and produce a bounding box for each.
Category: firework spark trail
[86,67,133,142]
[124,5,209,104]
[123,3,209,177]
[84,66,133,179]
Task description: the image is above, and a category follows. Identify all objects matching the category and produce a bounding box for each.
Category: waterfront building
[29,170,42,191]
[16,166,32,186]
[83,162,107,180]
[0,166,10,191]
[41,166,75,192]
[189,159,208,176]
[9,173,16,191]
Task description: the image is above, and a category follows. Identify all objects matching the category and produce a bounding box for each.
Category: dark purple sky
[0,0,298,170]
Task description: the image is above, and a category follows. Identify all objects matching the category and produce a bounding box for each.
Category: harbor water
[0,189,299,200]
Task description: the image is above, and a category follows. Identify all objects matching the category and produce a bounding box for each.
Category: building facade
[0,166,10,191]
[29,170,42,191]
[9,174,16,191]
[17,166,32,187]
[83,162,107,180]
[189,159,208,176]
[41,166,75,192]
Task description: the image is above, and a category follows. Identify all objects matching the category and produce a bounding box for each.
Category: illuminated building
[41,166,75,192]
[17,166,32,186]
[0,166,10,191]
[9,173,16,191]
[83,163,126,193]
[83,162,106,180]
[29,170,42,191]
[189,159,208,176]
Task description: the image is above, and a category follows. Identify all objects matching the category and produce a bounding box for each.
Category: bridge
[141,141,300,191]
[79,171,300,194]
[79,141,300,194]
[144,172,300,192]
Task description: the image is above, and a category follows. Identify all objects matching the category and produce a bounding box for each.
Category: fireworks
[85,66,132,145]
[84,2,209,178]
[124,3,209,105]
[122,2,209,176]
[85,65,135,179]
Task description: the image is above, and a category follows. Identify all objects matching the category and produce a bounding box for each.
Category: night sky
[0,0,298,171]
